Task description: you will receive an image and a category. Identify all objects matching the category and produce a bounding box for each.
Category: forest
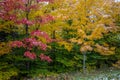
[0,0,120,80]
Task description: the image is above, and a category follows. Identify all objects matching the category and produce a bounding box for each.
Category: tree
[43,0,116,54]
[44,0,118,72]
[0,0,54,79]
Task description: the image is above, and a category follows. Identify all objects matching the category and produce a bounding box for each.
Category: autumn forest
[0,0,120,80]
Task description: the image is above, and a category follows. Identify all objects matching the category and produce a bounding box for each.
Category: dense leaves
[0,0,120,79]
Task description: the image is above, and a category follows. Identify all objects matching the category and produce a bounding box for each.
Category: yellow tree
[40,0,119,73]
[44,0,117,55]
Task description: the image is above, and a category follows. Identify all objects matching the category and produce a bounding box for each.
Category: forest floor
[28,68,120,80]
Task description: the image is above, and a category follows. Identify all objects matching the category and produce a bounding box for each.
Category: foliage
[44,0,118,56]
[0,42,11,55]
[0,55,18,80]
[0,0,54,79]
[0,0,120,79]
